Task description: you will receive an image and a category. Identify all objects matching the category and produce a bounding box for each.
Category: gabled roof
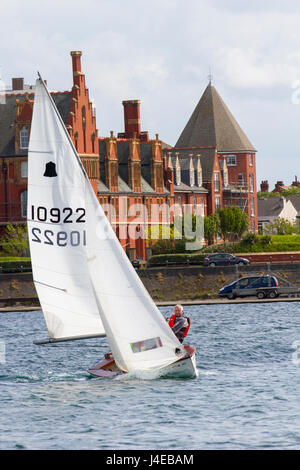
[175,83,256,152]
[258,197,286,217]
[0,92,72,157]
[168,147,217,184]
[286,196,300,213]
[98,139,170,194]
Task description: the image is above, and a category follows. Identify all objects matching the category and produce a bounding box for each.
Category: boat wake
[115,367,200,381]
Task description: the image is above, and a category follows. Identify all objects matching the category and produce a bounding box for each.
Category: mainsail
[28,76,184,372]
[27,77,105,341]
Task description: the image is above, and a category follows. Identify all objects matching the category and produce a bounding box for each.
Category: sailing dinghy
[28,75,197,379]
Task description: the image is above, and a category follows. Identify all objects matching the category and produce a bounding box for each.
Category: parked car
[218,275,279,299]
[131,259,140,269]
[203,253,250,267]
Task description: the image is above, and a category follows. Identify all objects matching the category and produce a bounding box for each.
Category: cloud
[1,0,300,189]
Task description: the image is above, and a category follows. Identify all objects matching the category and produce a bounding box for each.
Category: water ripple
[0,303,300,449]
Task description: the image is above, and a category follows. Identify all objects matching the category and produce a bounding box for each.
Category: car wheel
[268,290,278,299]
[227,293,235,299]
[257,291,265,299]
[238,261,244,266]
[210,262,216,267]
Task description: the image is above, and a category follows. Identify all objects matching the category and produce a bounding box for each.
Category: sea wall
[1,263,300,307]
[138,263,300,302]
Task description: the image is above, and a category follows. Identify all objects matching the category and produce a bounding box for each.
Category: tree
[204,213,221,245]
[0,223,29,257]
[217,206,249,241]
[264,218,296,235]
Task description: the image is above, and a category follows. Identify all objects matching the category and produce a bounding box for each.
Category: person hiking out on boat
[167,304,190,343]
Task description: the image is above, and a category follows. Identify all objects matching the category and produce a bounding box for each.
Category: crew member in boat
[168,304,190,343]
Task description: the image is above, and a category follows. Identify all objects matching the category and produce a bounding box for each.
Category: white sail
[28,76,184,373]
[27,78,105,340]
[84,184,185,373]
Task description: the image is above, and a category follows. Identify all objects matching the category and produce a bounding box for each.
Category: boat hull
[158,347,197,379]
[88,346,197,379]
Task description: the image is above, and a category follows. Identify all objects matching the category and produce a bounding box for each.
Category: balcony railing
[223,181,253,193]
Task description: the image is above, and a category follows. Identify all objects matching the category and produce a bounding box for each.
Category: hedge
[147,253,208,267]
[0,260,32,273]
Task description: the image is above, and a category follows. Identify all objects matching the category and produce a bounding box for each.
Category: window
[130,337,163,354]
[238,198,245,211]
[249,154,253,166]
[20,190,27,218]
[200,197,205,216]
[193,196,197,214]
[226,155,236,166]
[238,173,244,187]
[178,196,183,216]
[250,198,255,216]
[20,127,29,149]
[215,196,220,210]
[21,161,28,178]
[249,174,254,193]
[214,172,220,192]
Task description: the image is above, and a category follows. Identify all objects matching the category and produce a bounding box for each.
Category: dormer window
[20,126,29,149]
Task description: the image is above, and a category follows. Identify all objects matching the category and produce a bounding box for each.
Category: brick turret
[260,180,269,192]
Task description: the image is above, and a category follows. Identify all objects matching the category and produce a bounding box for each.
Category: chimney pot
[122,100,141,138]
[12,78,24,91]
[70,50,82,75]
[260,180,269,192]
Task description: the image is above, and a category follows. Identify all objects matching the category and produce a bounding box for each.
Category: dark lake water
[0,302,300,450]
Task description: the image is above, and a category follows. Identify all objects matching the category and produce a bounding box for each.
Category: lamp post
[2,160,8,221]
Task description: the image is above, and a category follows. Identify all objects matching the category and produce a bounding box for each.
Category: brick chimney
[12,78,24,91]
[260,180,269,192]
[70,51,82,74]
[122,100,141,139]
[274,181,284,193]
[70,51,83,88]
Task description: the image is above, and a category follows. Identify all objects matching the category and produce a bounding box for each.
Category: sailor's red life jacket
[168,314,191,338]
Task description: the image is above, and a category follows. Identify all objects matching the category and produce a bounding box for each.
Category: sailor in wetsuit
[168,304,190,343]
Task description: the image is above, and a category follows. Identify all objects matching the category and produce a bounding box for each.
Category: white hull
[88,346,197,379]
[158,352,197,379]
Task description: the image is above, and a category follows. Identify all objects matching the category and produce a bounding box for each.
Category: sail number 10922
[31,205,85,224]
[30,205,86,247]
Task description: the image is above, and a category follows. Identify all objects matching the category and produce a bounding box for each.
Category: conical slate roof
[175,84,256,152]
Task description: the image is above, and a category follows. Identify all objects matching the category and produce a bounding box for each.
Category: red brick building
[164,82,258,232]
[0,51,174,260]
[0,52,257,261]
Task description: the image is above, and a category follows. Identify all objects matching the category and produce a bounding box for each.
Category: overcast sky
[1,0,300,191]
